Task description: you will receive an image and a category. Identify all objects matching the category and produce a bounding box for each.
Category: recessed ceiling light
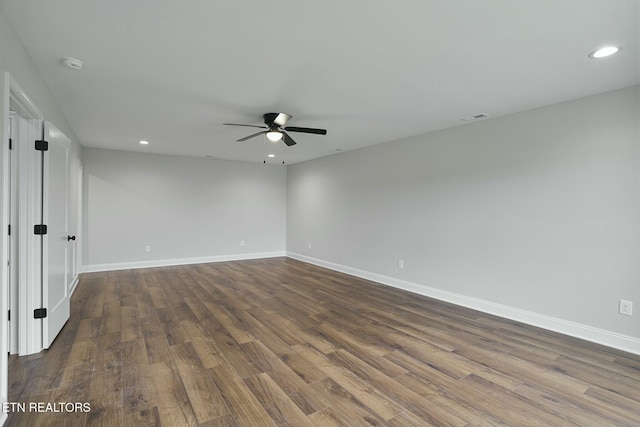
[588,46,620,59]
[139,140,149,145]
[267,154,275,158]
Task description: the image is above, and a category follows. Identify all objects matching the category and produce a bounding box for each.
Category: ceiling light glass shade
[266,131,282,141]
[589,46,620,59]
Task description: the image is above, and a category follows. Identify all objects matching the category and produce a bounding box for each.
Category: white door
[42,122,71,349]
[8,114,18,354]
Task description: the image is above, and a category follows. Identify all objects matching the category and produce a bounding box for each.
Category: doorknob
[67,235,76,241]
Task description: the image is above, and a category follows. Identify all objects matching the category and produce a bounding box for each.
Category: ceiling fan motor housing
[264,112,291,127]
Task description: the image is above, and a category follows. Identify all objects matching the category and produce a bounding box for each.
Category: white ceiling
[1,0,638,164]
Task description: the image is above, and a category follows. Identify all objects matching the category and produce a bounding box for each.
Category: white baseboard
[68,275,79,296]
[287,252,640,356]
[82,251,286,273]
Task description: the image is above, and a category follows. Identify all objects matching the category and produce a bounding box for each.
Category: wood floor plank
[74,317,102,342]
[243,372,310,427]
[327,348,469,426]
[7,258,640,426]
[208,364,278,427]
[206,302,255,345]
[453,344,595,398]
[583,386,640,425]
[148,285,170,310]
[99,298,121,336]
[121,305,143,342]
[143,329,173,365]
[87,332,123,427]
[53,339,96,400]
[158,306,190,346]
[260,353,331,415]
[122,406,161,427]
[148,361,199,427]
[7,354,41,402]
[169,342,228,424]
[122,339,156,415]
[279,349,327,384]
[306,406,351,427]
[209,331,261,379]
[314,322,408,378]
[78,277,106,318]
[239,339,283,374]
[309,377,388,426]
[514,382,629,426]
[386,409,440,427]
[298,343,404,421]
[190,335,226,369]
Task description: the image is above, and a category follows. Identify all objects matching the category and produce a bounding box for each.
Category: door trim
[2,72,46,425]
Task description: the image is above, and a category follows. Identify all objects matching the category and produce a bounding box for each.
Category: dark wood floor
[6,258,640,426]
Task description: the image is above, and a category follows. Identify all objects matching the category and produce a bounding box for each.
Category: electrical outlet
[145,245,151,253]
[398,259,404,269]
[308,243,312,250]
[240,240,245,247]
[619,300,633,316]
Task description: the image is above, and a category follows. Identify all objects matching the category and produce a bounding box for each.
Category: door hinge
[7,224,10,236]
[9,138,12,150]
[34,308,47,319]
[34,224,48,235]
[8,310,10,321]
[35,140,49,151]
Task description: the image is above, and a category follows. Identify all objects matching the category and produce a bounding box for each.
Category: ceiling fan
[224,113,327,146]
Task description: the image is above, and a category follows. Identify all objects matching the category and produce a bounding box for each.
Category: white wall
[82,148,286,271]
[287,86,640,352]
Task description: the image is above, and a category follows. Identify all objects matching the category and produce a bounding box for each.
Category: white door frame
[8,112,18,355]
[1,71,45,425]
[2,73,45,367]
[17,115,44,355]
[72,162,83,292]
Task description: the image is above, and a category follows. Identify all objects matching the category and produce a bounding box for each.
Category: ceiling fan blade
[224,123,267,129]
[281,131,297,146]
[284,126,327,135]
[237,131,265,142]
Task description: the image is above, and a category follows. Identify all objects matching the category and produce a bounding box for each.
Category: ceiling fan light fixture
[266,131,282,141]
